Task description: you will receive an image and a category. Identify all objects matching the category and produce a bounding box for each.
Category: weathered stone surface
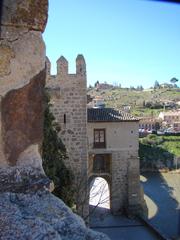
[0,45,15,76]
[1,0,48,32]
[0,101,7,166]
[1,69,45,166]
[0,166,50,193]
[0,190,109,239]
[0,30,46,97]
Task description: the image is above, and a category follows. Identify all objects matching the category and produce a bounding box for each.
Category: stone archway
[88,174,111,218]
[89,176,111,209]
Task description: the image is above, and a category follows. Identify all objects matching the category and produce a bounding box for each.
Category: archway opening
[89,177,110,211]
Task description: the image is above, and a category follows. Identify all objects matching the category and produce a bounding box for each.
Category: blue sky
[43,0,180,88]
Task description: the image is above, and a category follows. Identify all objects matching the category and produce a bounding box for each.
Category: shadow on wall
[0,0,3,103]
[0,1,2,26]
[141,172,180,239]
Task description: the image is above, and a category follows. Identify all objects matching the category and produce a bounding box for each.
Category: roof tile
[88,108,139,122]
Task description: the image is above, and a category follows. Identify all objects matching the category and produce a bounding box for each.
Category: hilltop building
[139,117,161,131]
[95,81,114,90]
[87,96,105,109]
[160,83,173,89]
[123,105,131,112]
[158,110,180,126]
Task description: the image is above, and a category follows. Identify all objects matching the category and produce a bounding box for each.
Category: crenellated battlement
[46,55,86,78]
[46,55,87,93]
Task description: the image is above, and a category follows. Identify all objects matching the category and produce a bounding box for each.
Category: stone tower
[46,55,88,218]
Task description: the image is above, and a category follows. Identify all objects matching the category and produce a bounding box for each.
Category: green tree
[154,80,160,89]
[137,85,144,91]
[94,80,99,87]
[130,85,135,90]
[170,77,179,87]
[42,91,74,207]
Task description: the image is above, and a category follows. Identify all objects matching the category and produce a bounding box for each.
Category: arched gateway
[89,176,110,210]
[46,56,145,219]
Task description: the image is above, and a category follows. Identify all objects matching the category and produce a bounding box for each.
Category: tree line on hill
[88,77,179,90]
[154,77,179,89]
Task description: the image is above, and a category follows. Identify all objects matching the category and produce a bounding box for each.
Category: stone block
[0,45,15,77]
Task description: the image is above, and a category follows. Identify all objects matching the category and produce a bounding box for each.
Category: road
[89,177,160,240]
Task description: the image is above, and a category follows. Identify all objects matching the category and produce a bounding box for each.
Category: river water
[141,172,180,239]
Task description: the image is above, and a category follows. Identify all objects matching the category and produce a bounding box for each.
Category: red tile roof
[88,108,139,122]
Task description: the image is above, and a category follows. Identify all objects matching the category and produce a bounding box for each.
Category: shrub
[141,134,164,146]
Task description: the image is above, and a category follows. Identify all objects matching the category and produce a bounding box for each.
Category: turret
[57,56,68,75]
[76,54,86,76]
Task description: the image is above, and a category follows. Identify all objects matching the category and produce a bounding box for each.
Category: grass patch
[139,134,180,169]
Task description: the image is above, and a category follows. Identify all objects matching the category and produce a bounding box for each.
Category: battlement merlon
[56,56,68,75]
[76,54,86,76]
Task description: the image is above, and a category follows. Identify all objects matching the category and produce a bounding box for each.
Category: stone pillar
[0,0,48,184]
[127,156,146,217]
[111,151,128,214]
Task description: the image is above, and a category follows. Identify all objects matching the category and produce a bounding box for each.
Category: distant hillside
[87,87,180,117]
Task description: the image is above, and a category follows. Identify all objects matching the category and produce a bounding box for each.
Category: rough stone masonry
[46,55,89,218]
[0,1,109,239]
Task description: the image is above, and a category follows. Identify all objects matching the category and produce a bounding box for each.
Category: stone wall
[88,122,145,216]
[87,122,139,151]
[0,1,109,239]
[46,56,88,218]
[111,150,142,215]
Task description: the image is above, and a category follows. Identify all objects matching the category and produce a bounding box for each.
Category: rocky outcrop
[0,167,109,240]
[0,1,109,239]
[0,0,48,32]
[0,190,109,240]
[0,0,47,167]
